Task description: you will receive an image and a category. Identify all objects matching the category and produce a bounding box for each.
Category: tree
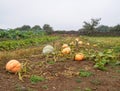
[83,18,101,31]
[15,25,31,31]
[32,25,42,31]
[43,24,53,34]
[111,24,120,32]
[97,25,110,32]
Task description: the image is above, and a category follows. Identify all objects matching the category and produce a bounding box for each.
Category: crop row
[0,36,59,51]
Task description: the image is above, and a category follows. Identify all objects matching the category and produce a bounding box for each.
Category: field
[0,35,120,91]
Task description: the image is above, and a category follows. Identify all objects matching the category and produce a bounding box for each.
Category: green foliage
[0,29,45,40]
[92,49,118,70]
[32,25,42,31]
[47,60,55,65]
[83,18,101,31]
[16,25,31,31]
[43,24,53,35]
[30,75,45,84]
[79,69,93,77]
[110,24,120,32]
[0,36,59,51]
[97,25,110,32]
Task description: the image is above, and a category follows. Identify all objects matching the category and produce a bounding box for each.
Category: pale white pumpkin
[42,45,54,54]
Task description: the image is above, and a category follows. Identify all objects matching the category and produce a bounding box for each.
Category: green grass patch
[79,69,93,77]
[30,75,45,84]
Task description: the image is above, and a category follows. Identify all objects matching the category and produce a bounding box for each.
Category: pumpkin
[75,53,84,61]
[62,47,71,54]
[42,45,54,54]
[75,38,79,41]
[69,41,74,46]
[62,44,69,48]
[86,43,90,45]
[6,60,21,73]
[93,44,97,47]
[78,41,83,45]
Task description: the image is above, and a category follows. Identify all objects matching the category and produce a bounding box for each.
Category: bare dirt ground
[0,56,120,91]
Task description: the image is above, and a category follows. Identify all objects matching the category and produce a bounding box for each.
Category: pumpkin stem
[18,72,24,82]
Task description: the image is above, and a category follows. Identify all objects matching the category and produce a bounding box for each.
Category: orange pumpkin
[75,53,84,61]
[6,60,21,73]
[62,44,69,48]
[62,47,71,54]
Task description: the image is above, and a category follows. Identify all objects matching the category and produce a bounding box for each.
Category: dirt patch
[0,58,120,91]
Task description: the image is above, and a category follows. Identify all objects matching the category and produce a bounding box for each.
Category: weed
[116,70,120,73]
[75,78,82,83]
[47,60,55,65]
[84,88,92,91]
[42,85,48,90]
[79,69,93,77]
[30,75,45,84]
[90,79,101,85]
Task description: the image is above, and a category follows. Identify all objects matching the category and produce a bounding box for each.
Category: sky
[0,0,120,30]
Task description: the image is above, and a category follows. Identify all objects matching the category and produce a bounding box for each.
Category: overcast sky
[0,0,120,30]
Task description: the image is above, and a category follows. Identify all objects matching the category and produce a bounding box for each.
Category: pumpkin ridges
[6,62,17,70]
[12,66,21,73]
[5,60,21,73]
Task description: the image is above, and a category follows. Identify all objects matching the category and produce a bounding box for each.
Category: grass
[79,69,93,77]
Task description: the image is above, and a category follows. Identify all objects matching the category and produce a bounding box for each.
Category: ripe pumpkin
[62,47,71,54]
[62,44,69,48]
[75,53,84,61]
[6,60,21,73]
[78,41,83,45]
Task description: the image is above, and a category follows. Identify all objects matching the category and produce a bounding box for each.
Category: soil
[0,58,120,91]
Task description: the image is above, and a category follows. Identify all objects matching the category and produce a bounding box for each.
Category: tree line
[0,18,120,37]
[0,24,54,40]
